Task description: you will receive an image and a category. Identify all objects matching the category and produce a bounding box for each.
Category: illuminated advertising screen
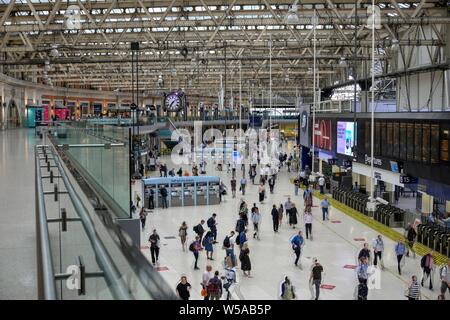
[313,119,332,151]
[337,121,355,156]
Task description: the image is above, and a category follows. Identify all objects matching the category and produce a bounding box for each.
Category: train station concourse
[0,0,449,312]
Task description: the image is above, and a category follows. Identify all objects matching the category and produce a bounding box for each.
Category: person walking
[439,260,450,299]
[178,221,188,252]
[148,229,160,266]
[280,276,296,300]
[219,181,227,202]
[406,275,421,300]
[251,206,261,239]
[406,223,417,258]
[304,211,313,240]
[240,176,247,195]
[289,203,299,229]
[303,186,313,207]
[207,213,218,242]
[230,177,237,198]
[239,242,252,277]
[293,177,300,196]
[207,271,223,300]
[238,228,248,249]
[202,265,213,300]
[266,204,277,232]
[176,276,192,301]
[290,231,305,267]
[356,256,371,285]
[160,185,168,209]
[258,183,266,203]
[420,251,434,290]
[268,176,275,194]
[278,204,284,226]
[372,235,384,269]
[223,231,236,267]
[203,231,215,261]
[139,207,147,231]
[318,175,325,194]
[320,197,330,221]
[395,240,407,275]
[310,260,324,300]
[193,220,206,244]
[358,243,371,264]
[189,235,203,270]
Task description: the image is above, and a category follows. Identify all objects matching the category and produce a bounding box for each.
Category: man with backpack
[223,231,236,267]
[440,260,450,299]
[406,223,417,258]
[207,271,223,300]
[420,251,434,290]
[207,214,218,242]
[189,236,203,270]
[193,220,206,244]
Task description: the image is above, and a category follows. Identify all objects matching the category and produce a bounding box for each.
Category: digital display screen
[313,119,333,151]
[390,161,399,173]
[337,121,355,156]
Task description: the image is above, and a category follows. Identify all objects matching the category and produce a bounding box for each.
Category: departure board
[414,123,422,162]
[441,129,449,162]
[393,123,399,159]
[407,123,414,161]
[422,124,430,164]
[399,123,407,160]
[386,122,393,157]
[430,124,439,164]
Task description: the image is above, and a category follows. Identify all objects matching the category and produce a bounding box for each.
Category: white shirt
[251,212,261,224]
[202,271,213,286]
[304,213,313,224]
[318,177,325,186]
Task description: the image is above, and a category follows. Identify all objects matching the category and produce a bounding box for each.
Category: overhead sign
[400,175,418,184]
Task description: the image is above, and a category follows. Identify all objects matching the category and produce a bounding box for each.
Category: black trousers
[294,247,301,265]
[194,252,199,268]
[305,223,312,239]
[397,254,403,273]
[273,219,279,232]
[150,246,159,264]
[373,251,382,266]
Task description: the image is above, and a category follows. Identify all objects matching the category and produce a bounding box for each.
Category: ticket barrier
[142,176,221,207]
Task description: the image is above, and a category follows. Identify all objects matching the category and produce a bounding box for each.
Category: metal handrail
[50,145,132,300]
[35,146,57,300]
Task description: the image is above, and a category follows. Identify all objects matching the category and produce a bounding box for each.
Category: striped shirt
[408,282,420,300]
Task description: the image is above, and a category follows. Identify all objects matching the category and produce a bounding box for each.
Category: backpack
[420,255,426,268]
[235,219,245,233]
[189,242,196,252]
[207,217,214,229]
[207,278,221,295]
[193,225,199,234]
[235,234,241,245]
[223,236,231,248]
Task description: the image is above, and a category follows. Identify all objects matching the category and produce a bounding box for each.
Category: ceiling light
[391,38,399,51]
[339,57,347,67]
[285,1,300,25]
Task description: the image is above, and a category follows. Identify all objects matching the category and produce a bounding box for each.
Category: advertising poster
[313,119,332,151]
[337,121,355,156]
[298,105,310,147]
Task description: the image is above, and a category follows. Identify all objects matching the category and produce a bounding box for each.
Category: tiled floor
[139,153,444,300]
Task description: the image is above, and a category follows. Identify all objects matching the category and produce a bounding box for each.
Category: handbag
[201,288,208,297]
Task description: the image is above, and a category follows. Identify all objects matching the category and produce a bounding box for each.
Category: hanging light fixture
[391,38,399,51]
[285,0,300,24]
[50,44,59,58]
[339,56,347,67]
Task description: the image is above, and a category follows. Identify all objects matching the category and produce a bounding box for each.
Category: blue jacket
[239,231,247,245]
[291,235,304,248]
[395,243,406,256]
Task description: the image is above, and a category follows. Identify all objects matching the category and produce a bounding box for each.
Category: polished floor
[0,129,444,300]
[0,129,38,299]
[140,152,444,300]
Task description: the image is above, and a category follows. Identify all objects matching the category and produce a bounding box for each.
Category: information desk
[143,176,221,208]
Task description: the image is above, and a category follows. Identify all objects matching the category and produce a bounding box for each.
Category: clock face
[165,93,182,112]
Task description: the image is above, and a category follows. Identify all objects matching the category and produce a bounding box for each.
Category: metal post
[370,1,376,205]
[311,10,317,179]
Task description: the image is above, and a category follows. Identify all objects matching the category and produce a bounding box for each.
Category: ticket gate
[170,183,183,206]
[183,183,195,206]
